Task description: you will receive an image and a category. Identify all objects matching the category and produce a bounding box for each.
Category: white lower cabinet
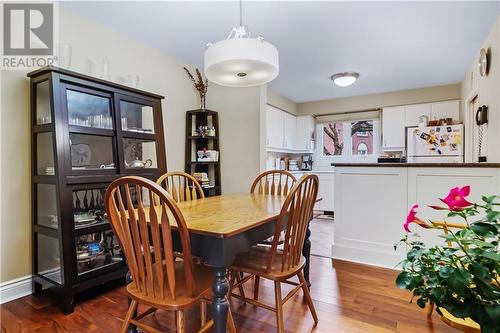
[312,173,334,212]
[333,166,500,268]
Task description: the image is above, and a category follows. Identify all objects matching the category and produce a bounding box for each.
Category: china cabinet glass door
[117,95,161,172]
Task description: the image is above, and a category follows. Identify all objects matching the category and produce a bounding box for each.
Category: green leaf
[471,239,495,248]
[447,271,469,296]
[470,222,497,236]
[416,298,427,309]
[486,210,500,222]
[395,271,411,289]
[438,266,453,278]
[484,305,500,323]
[468,263,488,279]
[481,252,500,262]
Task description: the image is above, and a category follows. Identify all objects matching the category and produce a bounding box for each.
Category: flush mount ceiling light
[330,72,359,87]
[204,0,279,87]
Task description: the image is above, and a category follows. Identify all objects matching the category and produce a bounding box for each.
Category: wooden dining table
[129,192,314,333]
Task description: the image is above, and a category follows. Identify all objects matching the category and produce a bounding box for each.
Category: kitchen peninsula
[331,163,500,268]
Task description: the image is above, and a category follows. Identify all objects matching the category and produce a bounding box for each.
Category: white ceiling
[61,1,499,103]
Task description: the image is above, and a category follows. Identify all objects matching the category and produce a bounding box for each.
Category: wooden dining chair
[237,170,297,302]
[230,174,319,333]
[105,176,235,333]
[157,171,205,203]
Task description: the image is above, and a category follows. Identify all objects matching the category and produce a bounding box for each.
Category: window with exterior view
[323,122,344,155]
[351,120,374,155]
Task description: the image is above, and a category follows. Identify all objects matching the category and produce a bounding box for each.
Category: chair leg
[298,270,318,325]
[234,271,247,305]
[428,302,435,316]
[120,299,138,333]
[253,276,260,301]
[176,310,185,333]
[227,309,236,333]
[274,281,284,333]
[200,301,207,326]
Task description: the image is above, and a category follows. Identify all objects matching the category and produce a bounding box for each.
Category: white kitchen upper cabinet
[405,103,431,127]
[283,111,297,150]
[296,116,315,151]
[382,106,405,149]
[430,100,460,121]
[266,105,284,148]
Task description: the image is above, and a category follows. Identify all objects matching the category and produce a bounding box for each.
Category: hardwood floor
[1,256,457,333]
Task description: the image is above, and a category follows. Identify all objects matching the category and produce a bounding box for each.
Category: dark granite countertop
[331,163,500,168]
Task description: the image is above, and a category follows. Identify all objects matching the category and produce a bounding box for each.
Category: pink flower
[404,204,431,232]
[440,185,473,211]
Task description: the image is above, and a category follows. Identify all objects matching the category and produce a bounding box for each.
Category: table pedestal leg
[302,224,312,288]
[212,267,229,333]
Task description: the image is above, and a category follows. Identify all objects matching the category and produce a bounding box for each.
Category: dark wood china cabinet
[28,66,167,313]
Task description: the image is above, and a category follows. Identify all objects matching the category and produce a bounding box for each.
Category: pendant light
[204,0,279,87]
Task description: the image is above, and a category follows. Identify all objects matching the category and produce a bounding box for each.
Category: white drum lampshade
[204,37,279,88]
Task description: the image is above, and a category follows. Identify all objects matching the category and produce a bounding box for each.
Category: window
[319,117,379,160]
[356,143,368,155]
[351,120,374,155]
[323,122,344,156]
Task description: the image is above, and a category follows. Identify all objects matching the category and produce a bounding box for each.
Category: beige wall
[461,16,500,163]
[297,83,462,116]
[267,87,298,115]
[0,8,261,283]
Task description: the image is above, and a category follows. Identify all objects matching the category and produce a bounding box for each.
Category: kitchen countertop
[288,170,335,174]
[331,162,500,168]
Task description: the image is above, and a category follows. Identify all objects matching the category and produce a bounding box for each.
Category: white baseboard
[0,275,33,304]
[331,243,404,270]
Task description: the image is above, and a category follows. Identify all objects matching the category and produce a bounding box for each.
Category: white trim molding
[0,275,33,304]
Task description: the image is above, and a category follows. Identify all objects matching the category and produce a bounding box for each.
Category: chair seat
[127,261,213,310]
[231,245,305,280]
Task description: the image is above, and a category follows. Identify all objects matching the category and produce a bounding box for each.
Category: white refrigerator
[406,125,464,163]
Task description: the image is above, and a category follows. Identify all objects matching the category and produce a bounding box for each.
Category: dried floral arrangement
[183,67,209,109]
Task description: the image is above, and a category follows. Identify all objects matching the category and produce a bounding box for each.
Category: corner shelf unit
[28,66,167,314]
[185,109,221,197]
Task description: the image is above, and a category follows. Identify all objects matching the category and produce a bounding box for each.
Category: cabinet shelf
[74,220,111,236]
[185,110,221,196]
[68,125,114,137]
[187,161,219,165]
[187,136,218,140]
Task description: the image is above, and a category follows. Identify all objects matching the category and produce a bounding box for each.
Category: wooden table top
[145,193,285,238]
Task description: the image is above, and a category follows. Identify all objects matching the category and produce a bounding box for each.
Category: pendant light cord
[239,0,243,26]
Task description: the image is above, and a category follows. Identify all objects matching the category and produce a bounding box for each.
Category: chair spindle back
[250,170,297,196]
[267,174,319,273]
[157,172,205,202]
[105,176,195,302]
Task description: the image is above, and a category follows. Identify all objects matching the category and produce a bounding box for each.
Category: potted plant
[183,67,208,109]
[396,186,500,333]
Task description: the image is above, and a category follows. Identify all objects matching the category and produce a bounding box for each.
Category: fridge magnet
[436,127,441,132]
[429,134,438,144]
[453,134,462,145]
[413,128,421,136]
[440,138,447,147]
[420,132,430,140]
[449,143,458,151]
[441,134,449,142]
[429,129,436,135]
[447,126,452,133]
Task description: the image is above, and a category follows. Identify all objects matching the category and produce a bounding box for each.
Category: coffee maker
[301,154,313,171]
